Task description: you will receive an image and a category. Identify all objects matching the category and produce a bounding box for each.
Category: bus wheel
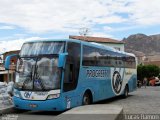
[82,92,92,105]
[123,85,129,98]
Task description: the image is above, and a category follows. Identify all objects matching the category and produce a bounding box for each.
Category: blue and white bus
[5,39,137,111]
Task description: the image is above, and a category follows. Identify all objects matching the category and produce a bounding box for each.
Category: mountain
[123,33,160,57]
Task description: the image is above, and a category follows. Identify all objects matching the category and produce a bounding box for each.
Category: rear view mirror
[5,54,19,70]
[58,53,68,68]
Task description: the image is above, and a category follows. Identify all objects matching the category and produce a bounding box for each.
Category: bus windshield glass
[15,41,65,91]
[20,41,65,57]
[15,56,61,91]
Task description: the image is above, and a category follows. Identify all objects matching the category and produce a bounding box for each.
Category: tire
[82,92,92,105]
[123,85,129,98]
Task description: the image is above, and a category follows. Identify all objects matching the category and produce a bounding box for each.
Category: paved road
[98,86,160,114]
[17,111,63,120]
[1,110,63,120]
[1,86,160,120]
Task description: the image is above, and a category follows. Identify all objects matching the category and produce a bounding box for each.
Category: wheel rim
[83,94,90,105]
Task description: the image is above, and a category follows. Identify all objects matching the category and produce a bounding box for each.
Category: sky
[0,0,160,53]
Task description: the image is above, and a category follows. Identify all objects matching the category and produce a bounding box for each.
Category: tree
[137,64,144,81]
[137,64,160,81]
[147,65,159,77]
[79,27,90,36]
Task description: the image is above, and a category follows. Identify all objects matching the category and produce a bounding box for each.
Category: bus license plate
[29,104,38,108]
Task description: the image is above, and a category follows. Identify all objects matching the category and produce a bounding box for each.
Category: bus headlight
[47,94,60,99]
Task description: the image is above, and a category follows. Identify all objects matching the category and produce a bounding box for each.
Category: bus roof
[25,39,135,57]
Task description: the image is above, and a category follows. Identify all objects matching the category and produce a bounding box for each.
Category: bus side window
[69,64,74,82]
[63,42,80,92]
[64,64,74,83]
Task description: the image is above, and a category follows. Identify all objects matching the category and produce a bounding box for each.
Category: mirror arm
[58,53,68,68]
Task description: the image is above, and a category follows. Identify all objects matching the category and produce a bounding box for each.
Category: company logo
[112,71,123,94]
[24,92,32,98]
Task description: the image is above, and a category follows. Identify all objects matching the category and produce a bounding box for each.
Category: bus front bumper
[13,96,66,111]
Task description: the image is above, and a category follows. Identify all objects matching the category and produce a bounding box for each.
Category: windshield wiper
[21,66,33,90]
[34,65,46,90]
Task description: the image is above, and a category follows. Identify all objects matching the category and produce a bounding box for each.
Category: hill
[123,33,160,56]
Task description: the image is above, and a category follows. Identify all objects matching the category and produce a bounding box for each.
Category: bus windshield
[20,41,64,57]
[14,41,65,91]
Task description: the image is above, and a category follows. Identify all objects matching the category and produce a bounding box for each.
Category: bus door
[62,42,81,109]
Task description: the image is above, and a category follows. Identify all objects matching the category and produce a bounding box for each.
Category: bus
[5,39,137,111]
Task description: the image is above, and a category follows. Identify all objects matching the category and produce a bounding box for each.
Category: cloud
[0,0,159,35]
[91,32,114,38]
[94,15,127,24]
[126,0,160,26]
[0,25,15,30]
[0,37,44,54]
[103,25,141,33]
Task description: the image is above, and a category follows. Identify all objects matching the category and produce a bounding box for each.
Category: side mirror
[58,53,68,68]
[5,54,19,70]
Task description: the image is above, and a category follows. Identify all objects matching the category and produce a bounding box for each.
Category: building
[69,35,125,51]
[143,55,160,67]
[3,50,20,62]
[0,50,20,82]
[144,61,160,67]
[133,51,146,65]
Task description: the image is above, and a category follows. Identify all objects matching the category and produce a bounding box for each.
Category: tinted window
[82,45,136,68]
[82,45,113,67]
[20,42,65,57]
[63,42,81,92]
[83,46,97,66]
[124,56,136,68]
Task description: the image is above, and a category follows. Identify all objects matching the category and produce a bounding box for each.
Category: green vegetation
[137,64,160,81]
